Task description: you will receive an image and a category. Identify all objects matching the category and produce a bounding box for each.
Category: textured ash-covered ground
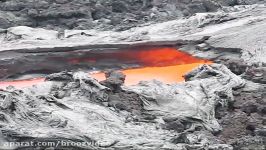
[0,1,265,150]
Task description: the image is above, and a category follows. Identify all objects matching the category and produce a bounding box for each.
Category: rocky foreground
[0,1,265,150]
[0,63,264,150]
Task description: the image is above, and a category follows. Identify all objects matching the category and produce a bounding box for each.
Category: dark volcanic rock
[45,71,74,81]
[0,0,264,30]
[0,16,11,28]
[163,120,185,132]
[184,64,220,81]
[108,92,144,115]
[100,71,144,115]
[229,136,266,150]
[218,110,249,140]
[100,71,126,92]
[241,101,258,115]
[223,59,248,75]
[171,133,189,144]
[216,82,266,149]
[243,66,266,84]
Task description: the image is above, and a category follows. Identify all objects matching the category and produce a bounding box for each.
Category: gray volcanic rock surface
[0,4,265,66]
[2,64,263,150]
[0,0,265,31]
[124,64,246,133]
[0,1,265,150]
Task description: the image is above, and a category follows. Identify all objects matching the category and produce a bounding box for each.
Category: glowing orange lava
[91,63,211,85]
[0,47,212,89]
[91,47,212,85]
[126,47,207,66]
[0,78,45,89]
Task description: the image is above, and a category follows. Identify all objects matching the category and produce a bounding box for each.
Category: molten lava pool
[0,47,211,89]
[91,47,211,85]
[91,63,210,85]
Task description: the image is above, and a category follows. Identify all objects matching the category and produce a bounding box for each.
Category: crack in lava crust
[0,47,211,88]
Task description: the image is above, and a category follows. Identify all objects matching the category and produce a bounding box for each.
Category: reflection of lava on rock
[0,47,211,88]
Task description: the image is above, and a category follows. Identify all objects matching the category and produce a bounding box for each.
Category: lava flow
[91,47,211,85]
[0,47,211,89]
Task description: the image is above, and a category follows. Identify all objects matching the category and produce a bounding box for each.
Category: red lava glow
[0,78,45,89]
[67,47,209,66]
[122,47,207,66]
[0,47,212,89]
[91,47,212,85]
